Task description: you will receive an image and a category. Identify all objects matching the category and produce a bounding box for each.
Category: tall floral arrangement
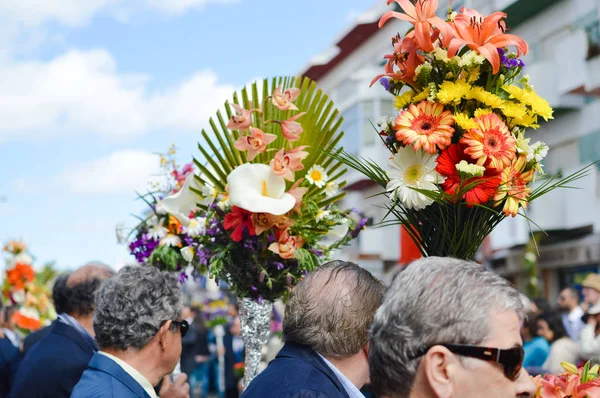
[159,76,363,386]
[127,145,205,281]
[160,76,362,302]
[332,0,593,259]
[2,240,56,333]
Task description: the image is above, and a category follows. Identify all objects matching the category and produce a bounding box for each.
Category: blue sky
[0,0,376,270]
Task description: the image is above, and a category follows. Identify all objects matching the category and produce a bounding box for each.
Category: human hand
[159,374,190,398]
[216,346,225,356]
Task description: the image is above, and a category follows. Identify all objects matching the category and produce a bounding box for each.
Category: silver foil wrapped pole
[239,298,273,389]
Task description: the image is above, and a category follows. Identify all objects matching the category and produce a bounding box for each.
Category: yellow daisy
[474,108,494,119]
[467,87,504,109]
[436,79,471,105]
[499,102,528,119]
[394,90,415,110]
[503,85,554,121]
[453,112,478,130]
[412,87,431,103]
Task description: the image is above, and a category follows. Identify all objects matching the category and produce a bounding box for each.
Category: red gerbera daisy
[224,206,256,242]
[436,143,502,206]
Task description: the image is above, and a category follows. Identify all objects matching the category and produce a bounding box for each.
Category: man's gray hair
[93,265,182,351]
[283,260,386,358]
[370,257,524,398]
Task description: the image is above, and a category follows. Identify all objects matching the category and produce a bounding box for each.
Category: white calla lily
[160,173,202,226]
[319,218,349,245]
[227,163,295,215]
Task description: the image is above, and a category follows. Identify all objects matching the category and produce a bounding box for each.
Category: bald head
[283,260,385,358]
[66,262,115,317]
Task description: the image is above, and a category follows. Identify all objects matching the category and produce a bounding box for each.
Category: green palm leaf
[194,76,347,204]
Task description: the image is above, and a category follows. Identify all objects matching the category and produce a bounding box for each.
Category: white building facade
[300,0,600,293]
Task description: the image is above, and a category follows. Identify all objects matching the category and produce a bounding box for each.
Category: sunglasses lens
[504,348,524,381]
[180,320,189,337]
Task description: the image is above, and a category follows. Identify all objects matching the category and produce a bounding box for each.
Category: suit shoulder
[71,370,115,398]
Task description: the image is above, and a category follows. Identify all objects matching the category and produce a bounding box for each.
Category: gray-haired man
[71,266,189,398]
[370,257,536,398]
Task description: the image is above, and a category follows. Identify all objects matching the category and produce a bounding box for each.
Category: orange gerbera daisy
[394,101,455,154]
[12,308,42,331]
[493,156,534,217]
[460,113,516,172]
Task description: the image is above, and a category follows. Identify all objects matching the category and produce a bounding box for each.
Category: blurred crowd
[520,273,600,375]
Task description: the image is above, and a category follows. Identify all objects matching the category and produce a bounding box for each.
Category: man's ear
[157,320,172,350]
[422,345,458,398]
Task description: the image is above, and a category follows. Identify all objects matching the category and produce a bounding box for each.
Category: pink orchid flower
[287,179,308,214]
[280,112,306,141]
[234,127,277,161]
[268,229,305,259]
[272,86,300,111]
[226,103,252,131]
[379,0,453,52]
[270,146,309,182]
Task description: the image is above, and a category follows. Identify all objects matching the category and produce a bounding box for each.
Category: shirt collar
[317,353,364,398]
[99,351,158,398]
[568,306,584,320]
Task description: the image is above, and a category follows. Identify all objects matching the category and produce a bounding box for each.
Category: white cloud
[147,0,241,15]
[0,49,235,140]
[58,150,163,194]
[1,0,239,28]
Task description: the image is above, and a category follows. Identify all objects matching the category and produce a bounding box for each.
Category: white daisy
[216,194,230,211]
[160,234,182,247]
[183,217,206,237]
[315,210,331,222]
[324,181,339,197]
[386,146,444,210]
[306,165,329,188]
[147,225,168,240]
[181,246,195,263]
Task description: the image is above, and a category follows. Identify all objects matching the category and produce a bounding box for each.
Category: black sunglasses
[411,343,524,381]
[161,319,189,338]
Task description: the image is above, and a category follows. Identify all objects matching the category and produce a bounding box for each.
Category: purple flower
[129,233,159,263]
[178,271,188,284]
[275,262,285,271]
[379,77,391,91]
[251,285,258,292]
[311,249,324,257]
[385,136,395,145]
[517,59,525,68]
[497,48,505,56]
[351,217,369,238]
[257,296,263,304]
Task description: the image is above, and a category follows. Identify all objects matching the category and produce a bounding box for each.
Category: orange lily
[379,0,453,52]
[448,8,528,74]
[371,34,424,86]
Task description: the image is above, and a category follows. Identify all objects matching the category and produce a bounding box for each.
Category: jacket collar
[51,320,98,353]
[276,342,350,397]
[87,352,151,398]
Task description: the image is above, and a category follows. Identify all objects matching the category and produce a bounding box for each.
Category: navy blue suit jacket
[71,353,152,398]
[241,342,350,398]
[10,320,97,398]
[0,338,20,398]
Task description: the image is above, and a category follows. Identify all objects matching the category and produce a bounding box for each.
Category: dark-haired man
[11,263,114,398]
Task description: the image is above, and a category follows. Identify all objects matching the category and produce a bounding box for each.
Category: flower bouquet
[2,240,56,334]
[331,0,594,259]
[160,76,362,386]
[127,146,206,281]
[533,361,600,397]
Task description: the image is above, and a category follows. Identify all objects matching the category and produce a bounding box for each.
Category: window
[585,20,600,59]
